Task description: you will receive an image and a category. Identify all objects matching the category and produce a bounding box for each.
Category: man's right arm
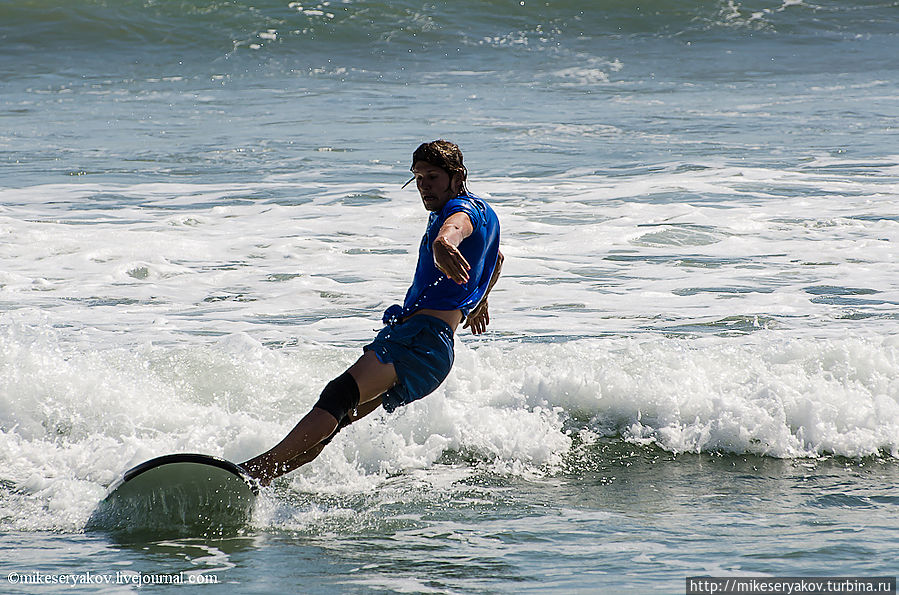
[433,211,475,285]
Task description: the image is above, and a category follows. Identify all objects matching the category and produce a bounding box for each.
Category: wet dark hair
[405,139,469,193]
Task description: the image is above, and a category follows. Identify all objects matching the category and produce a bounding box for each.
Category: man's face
[411,161,459,212]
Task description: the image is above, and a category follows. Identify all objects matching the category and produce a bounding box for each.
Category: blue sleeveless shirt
[383,192,500,324]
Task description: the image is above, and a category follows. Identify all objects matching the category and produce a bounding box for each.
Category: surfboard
[87,453,258,535]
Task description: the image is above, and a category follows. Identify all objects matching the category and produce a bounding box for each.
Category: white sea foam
[2,159,897,346]
[1,317,897,532]
[1,159,898,531]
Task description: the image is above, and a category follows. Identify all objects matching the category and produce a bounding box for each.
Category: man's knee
[313,372,360,424]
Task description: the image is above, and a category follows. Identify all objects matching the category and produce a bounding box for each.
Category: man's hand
[433,211,474,285]
[433,237,471,285]
[463,300,490,335]
[463,250,503,336]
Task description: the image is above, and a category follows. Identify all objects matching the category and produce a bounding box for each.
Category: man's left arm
[463,249,503,336]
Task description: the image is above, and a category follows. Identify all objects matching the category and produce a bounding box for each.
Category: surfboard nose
[87,453,258,537]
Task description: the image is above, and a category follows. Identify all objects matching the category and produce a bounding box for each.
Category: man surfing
[241,140,503,485]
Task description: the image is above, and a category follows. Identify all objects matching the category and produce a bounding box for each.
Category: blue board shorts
[364,314,455,412]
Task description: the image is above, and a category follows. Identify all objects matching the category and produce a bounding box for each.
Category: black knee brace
[314,372,360,424]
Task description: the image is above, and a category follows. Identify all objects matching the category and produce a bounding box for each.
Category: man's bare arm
[433,212,474,285]
[463,249,504,335]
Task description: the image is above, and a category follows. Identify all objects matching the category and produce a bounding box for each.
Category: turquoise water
[2,454,896,592]
[1,0,897,592]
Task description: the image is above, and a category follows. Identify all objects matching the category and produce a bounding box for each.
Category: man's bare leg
[257,397,384,477]
[240,407,337,484]
[240,351,397,485]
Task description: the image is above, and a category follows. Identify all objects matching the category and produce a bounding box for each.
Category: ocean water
[1,0,898,592]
